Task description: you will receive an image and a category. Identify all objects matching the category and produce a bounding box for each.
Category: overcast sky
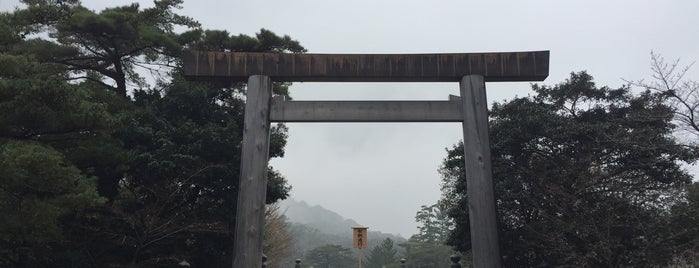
[2,0,698,238]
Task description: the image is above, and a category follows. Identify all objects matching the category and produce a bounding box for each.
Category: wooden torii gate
[183,51,549,267]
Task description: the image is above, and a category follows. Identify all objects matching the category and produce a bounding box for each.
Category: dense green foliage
[439,72,699,267]
[365,238,398,268]
[0,141,104,266]
[412,203,453,244]
[401,203,458,267]
[668,182,699,264]
[303,244,355,268]
[0,0,304,266]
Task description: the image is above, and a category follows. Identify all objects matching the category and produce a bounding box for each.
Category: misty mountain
[278,198,407,260]
[280,198,362,235]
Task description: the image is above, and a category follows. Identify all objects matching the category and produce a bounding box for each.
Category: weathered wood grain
[460,75,503,268]
[233,75,272,268]
[182,51,549,82]
[270,98,463,122]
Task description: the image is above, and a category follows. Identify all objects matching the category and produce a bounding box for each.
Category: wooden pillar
[459,75,502,268]
[233,75,273,268]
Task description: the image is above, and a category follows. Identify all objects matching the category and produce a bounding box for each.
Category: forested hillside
[278,199,406,262]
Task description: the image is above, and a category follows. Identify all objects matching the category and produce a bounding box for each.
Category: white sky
[2,0,698,238]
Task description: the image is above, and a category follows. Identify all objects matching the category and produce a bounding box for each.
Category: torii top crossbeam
[182,50,549,82]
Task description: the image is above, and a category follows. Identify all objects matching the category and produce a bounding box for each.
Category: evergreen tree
[1,1,305,266]
[304,244,355,268]
[365,238,398,268]
[400,203,456,267]
[1,10,112,266]
[13,0,199,97]
[668,182,699,264]
[0,141,104,267]
[440,72,698,267]
[412,203,453,244]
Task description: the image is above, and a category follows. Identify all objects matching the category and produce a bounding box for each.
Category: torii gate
[183,51,549,267]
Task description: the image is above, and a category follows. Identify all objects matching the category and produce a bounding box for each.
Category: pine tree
[304,244,354,268]
[2,1,305,266]
[365,238,398,268]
